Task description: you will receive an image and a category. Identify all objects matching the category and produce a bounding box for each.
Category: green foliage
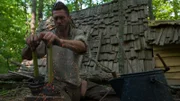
[0,0,179,74]
[0,0,27,73]
[153,0,180,20]
[65,0,113,12]
[0,88,9,96]
[0,0,113,74]
[43,0,56,18]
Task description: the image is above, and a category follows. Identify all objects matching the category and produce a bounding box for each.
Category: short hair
[52,1,69,16]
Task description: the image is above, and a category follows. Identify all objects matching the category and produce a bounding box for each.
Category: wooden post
[148,0,155,20]
[47,44,53,83]
[118,0,125,75]
[31,0,39,77]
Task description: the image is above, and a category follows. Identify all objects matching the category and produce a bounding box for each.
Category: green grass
[0,67,9,74]
[0,65,18,74]
[0,88,9,96]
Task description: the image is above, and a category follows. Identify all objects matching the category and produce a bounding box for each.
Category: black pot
[28,76,45,96]
[42,83,59,96]
[109,70,174,101]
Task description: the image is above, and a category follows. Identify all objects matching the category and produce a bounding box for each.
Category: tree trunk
[38,0,44,22]
[172,0,178,19]
[148,0,155,20]
[22,0,28,20]
[31,0,37,34]
[75,0,79,11]
[79,0,83,10]
[89,0,92,7]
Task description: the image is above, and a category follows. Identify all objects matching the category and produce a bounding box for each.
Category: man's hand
[39,32,62,46]
[26,34,40,51]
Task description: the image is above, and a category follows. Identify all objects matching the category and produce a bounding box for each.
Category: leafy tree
[38,0,44,21]
[0,0,113,73]
[152,0,180,20]
[65,0,113,12]
[1,0,179,74]
[0,0,28,73]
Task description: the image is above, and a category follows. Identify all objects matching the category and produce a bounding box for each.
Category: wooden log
[8,71,34,79]
[0,73,29,89]
[0,73,28,81]
[80,70,113,83]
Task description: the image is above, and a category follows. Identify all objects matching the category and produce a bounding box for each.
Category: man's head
[52,1,70,32]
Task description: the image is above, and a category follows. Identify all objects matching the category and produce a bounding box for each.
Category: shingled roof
[71,0,121,80]
[146,20,180,45]
[24,0,154,81]
[70,0,155,80]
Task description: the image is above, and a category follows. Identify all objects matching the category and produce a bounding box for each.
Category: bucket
[109,54,174,101]
[109,70,174,101]
[28,76,45,96]
[28,77,59,96]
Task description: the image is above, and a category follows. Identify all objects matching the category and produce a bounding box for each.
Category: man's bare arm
[59,39,87,54]
[22,41,46,60]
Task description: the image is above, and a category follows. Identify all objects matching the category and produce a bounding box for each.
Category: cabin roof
[146,20,180,46]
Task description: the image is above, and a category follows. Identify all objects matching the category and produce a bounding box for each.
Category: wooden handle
[156,53,170,72]
[48,44,53,83]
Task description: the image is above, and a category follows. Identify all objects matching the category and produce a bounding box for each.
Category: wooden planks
[156,66,180,73]
[154,50,180,57]
[153,45,180,51]
[153,45,180,85]
[167,79,180,85]
[165,72,180,80]
[155,57,180,67]
[147,21,180,45]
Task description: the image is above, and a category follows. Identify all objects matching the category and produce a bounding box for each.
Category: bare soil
[0,87,31,101]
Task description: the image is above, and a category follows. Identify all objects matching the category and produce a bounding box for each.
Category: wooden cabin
[20,0,180,86]
[2,0,180,100]
[147,21,180,85]
[71,0,180,86]
[71,0,154,82]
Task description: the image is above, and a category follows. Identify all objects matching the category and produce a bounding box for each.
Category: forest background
[0,0,179,73]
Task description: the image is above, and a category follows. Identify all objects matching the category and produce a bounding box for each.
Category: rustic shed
[70,0,154,82]
[21,0,180,86]
[147,20,180,85]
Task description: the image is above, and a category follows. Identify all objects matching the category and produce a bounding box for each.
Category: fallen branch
[0,73,26,81]
[85,56,118,78]
[8,71,34,79]
[85,56,112,73]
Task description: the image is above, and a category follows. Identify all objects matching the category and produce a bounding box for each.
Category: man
[22,1,87,101]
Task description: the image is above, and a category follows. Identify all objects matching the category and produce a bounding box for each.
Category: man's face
[52,10,70,31]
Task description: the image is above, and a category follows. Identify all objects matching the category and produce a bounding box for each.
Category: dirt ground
[0,87,31,101]
[1,87,179,101]
[0,87,120,101]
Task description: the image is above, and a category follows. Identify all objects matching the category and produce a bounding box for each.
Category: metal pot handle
[156,54,170,72]
[150,75,176,93]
